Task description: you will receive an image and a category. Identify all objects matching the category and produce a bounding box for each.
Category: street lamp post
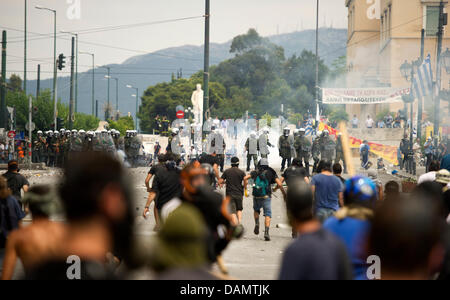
[61,31,78,113]
[105,75,119,119]
[127,84,139,132]
[400,59,418,175]
[35,5,57,130]
[98,66,111,120]
[80,51,95,116]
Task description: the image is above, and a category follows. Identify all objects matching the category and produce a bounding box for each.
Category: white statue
[191,84,204,125]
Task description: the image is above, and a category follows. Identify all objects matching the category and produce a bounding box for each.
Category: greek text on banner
[322,87,410,104]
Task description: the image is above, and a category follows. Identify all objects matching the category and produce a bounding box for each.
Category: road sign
[26,122,36,131]
[176,110,185,119]
[7,131,15,139]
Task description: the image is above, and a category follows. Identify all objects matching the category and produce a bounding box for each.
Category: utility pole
[36,64,40,99]
[315,0,320,119]
[28,96,32,170]
[69,37,75,130]
[24,0,27,94]
[418,29,425,141]
[435,0,446,139]
[35,6,57,131]
[80,52,95,116]
[203,0,210,134]
[96,100,98,118]
[1,31,7,129]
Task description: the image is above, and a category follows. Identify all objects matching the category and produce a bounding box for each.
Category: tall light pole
[61,31,78,113]
[127,84,139,131]
[35,5,57,129]
[99,65,111,120]
[203,0,210,135]
[105,75,119,118]
[315,0,320,119]
[80,51,95,116]
[24,0,27,94]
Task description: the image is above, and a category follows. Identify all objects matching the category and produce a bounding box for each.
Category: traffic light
[57,54,66,71]
[56,117,65,130]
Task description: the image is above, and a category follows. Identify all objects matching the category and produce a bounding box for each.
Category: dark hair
[384,181,400,201]
[291,158,303,167]
[28,185,51,218]
[414,182,448,219]
[286,181,314,223]
[332,163,342,175]
[7,160,19,172]
[59,152,132,221]
[429,161,440,172]
[318,160,332,172]
[368,196,445,275]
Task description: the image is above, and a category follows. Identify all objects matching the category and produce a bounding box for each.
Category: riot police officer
[259,127,273,160]
[294,128,312,176]
[320,130,336,163]
[245,131,258,171]
[312,131,322,173]
[278,127,293,172]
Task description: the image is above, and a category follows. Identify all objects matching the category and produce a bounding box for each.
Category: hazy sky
[1,0,347,80]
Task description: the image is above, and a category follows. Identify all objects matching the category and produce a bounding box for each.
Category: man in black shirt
[2,160,29,206]
[198,152,221,187]
[145,157,182,221]
[279,180,352,280]
[219,157,251,225]
[250,159,286,241]
[280,158,309,187]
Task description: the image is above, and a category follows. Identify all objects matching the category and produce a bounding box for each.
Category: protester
[384,181,400,203]
[280,158,309,186]
[143,154,168,231]
[279,180,352,280]
[367,196,446,280]
[251,158,286,241]
[2,160,29,206]
[1,185,64,280]
[332,163,346,185]
[151,203,220,280]
[441,153,450,171]
[144,153,182,229]
[219,157,251,226]
[424,137,434,172]
[0,177,25,276]
[323,176,377,280]
[310,160,344,223]
[25,153,135,280]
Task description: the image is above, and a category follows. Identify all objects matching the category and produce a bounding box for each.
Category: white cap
[299,128,306,132]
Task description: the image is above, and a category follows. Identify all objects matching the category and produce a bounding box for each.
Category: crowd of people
[0,114,450,280]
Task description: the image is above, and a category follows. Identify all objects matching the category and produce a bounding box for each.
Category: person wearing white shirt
[365,115,374,129]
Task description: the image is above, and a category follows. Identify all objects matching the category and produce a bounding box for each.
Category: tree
[7,74,23,92]
[282,50,329,95]
[109,116,134,135]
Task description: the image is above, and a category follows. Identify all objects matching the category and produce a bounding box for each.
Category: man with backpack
[250,158,286,241]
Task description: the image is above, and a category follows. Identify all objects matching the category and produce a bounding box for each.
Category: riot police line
[166,116,346,175]
[31,128,144,168]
